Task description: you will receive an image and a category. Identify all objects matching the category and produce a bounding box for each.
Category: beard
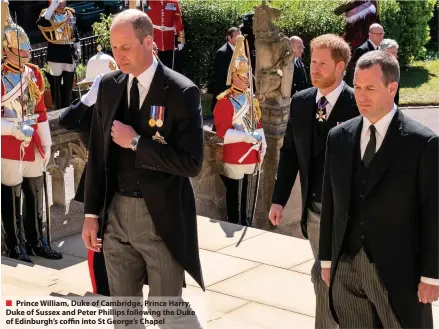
[311,71,337,89]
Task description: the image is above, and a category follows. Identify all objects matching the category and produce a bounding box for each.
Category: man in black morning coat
[319,51,438,328]
[81,9,203,328]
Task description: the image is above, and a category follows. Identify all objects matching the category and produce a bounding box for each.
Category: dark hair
[356,50,400,85]
[310,34,351,66]
[227,27,240,39]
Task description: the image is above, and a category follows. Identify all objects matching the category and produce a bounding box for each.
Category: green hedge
[92,0,436,85]
[380,0,436,66]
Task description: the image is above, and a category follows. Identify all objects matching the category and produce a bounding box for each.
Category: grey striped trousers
[332,248,402,329]
[307,204,338,329]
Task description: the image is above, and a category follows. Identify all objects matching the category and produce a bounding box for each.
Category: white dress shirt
[315,80,345,118]
[85,57,158,219]
[321,104,439,286]
[127,56,158,108]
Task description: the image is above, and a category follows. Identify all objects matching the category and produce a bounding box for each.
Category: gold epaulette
[216,88,232,100]
[253,97,262,122]
[65,7,75,14]
[26,63,45,92]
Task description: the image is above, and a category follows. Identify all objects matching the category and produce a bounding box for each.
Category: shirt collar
[368,39,379,50]
[128,56,158,90]
[316,80,345,106]
[362,104,397,139]
[228,42,235,52]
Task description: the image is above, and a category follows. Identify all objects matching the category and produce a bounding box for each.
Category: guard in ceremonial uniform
[37,0,80,110]
[59,47,119,296]
[1,8,62,262]
[145,0,184,69]
[214,35,267,226]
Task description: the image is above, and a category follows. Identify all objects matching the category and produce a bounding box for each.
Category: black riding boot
[22,177,63,260]
[46,72,63,110]
[1,184,32,263]
[61,71,74,108]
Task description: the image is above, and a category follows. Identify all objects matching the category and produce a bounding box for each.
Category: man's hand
[82,217,101,252]
[111,120,137,149]
[268,204,284,226]
[322,268,331,287]
[418,282,439,303]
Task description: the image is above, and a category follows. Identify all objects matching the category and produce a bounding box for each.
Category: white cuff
[321,261,331,268]
[1,118,14,135]
[420,277,439,286]
[37,120,52,147]
[85,214,99,218]
[224,129,247,144]
[81,92,96,107]
[43,2,58,19]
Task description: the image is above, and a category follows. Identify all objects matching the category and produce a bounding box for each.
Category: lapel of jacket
[326,83,349,125]
[364,109,405,197]
[142,62,167,108]
[104,72,128,162]
[340,116,363,214]
[293,88,317,175]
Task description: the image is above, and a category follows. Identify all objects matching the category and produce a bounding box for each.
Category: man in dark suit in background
[290,35,310,97]
[209,27,241,114]
[319,51,438,328]
[345,23,384,86]
[269,34,359,329]
[82,9,203,328]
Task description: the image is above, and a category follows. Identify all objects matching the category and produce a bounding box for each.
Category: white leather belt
[153,24,175,31]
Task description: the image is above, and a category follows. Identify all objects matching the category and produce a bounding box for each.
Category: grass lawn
[399,59,439,106]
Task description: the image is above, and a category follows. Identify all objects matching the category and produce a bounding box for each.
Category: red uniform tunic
[1,63,47,161]
[146,0,185,52]
[214,91,263,166]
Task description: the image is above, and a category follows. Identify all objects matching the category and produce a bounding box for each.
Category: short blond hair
[310,34,351,66]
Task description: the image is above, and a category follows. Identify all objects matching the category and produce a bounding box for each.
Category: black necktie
[316,96,328,123]
[363,125,376,170]
[130,77,140,112]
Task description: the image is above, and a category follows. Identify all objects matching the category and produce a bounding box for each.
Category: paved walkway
[2,215,439,328]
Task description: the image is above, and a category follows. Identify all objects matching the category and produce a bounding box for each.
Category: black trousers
[88,217,110,296]
[158,50,174,70]
[220,174,251,226]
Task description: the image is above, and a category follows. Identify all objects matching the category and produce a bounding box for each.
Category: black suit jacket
[271,84,359,238]
[345,40,376,86]
[291,58,310,96]
[319,110,438,328]
[210,43,234,112]
[84,62,205,290]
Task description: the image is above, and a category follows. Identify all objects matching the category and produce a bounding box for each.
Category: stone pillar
[252,1,294,229]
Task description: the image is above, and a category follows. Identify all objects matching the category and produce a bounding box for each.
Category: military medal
[156,106,165,127]
[149,105,157,127]
[316,97,329,122]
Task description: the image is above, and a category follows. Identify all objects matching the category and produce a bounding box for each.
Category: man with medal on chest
[1,4,62,262]
[37,0,80,110]
[214,34,267,226]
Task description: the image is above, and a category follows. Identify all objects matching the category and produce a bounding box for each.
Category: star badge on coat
[316,109,326,122]
[152,131,167,144]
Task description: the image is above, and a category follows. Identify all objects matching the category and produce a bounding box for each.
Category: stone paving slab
[208,264,316,317]
[217,231,313,269]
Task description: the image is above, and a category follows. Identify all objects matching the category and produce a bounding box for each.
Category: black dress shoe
[8,246,33,263]
[27,237,63,260]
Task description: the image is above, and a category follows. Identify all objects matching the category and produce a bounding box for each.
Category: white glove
[44,0,62,19]
[75,42,81,58]
[81,74,103,107]
[177,43,184,51]
[14,124,34,143]
[43,146,51,168]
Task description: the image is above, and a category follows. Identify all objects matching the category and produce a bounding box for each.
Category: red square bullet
[6,300,12,306]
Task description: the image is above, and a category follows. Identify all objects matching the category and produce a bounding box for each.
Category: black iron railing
[30,35,101,68]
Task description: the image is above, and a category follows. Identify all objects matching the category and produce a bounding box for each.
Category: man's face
[110,23,152,76]
[228,31,241,46]
[384,47,398,59]
[4,47,31,66]
[291,39,304,58]
[311,47,343,89]
[354,64,398,121]
[232,73,249,90]
[369,26,384,46]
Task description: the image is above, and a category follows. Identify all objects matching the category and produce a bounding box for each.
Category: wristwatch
[129,134,141,151]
